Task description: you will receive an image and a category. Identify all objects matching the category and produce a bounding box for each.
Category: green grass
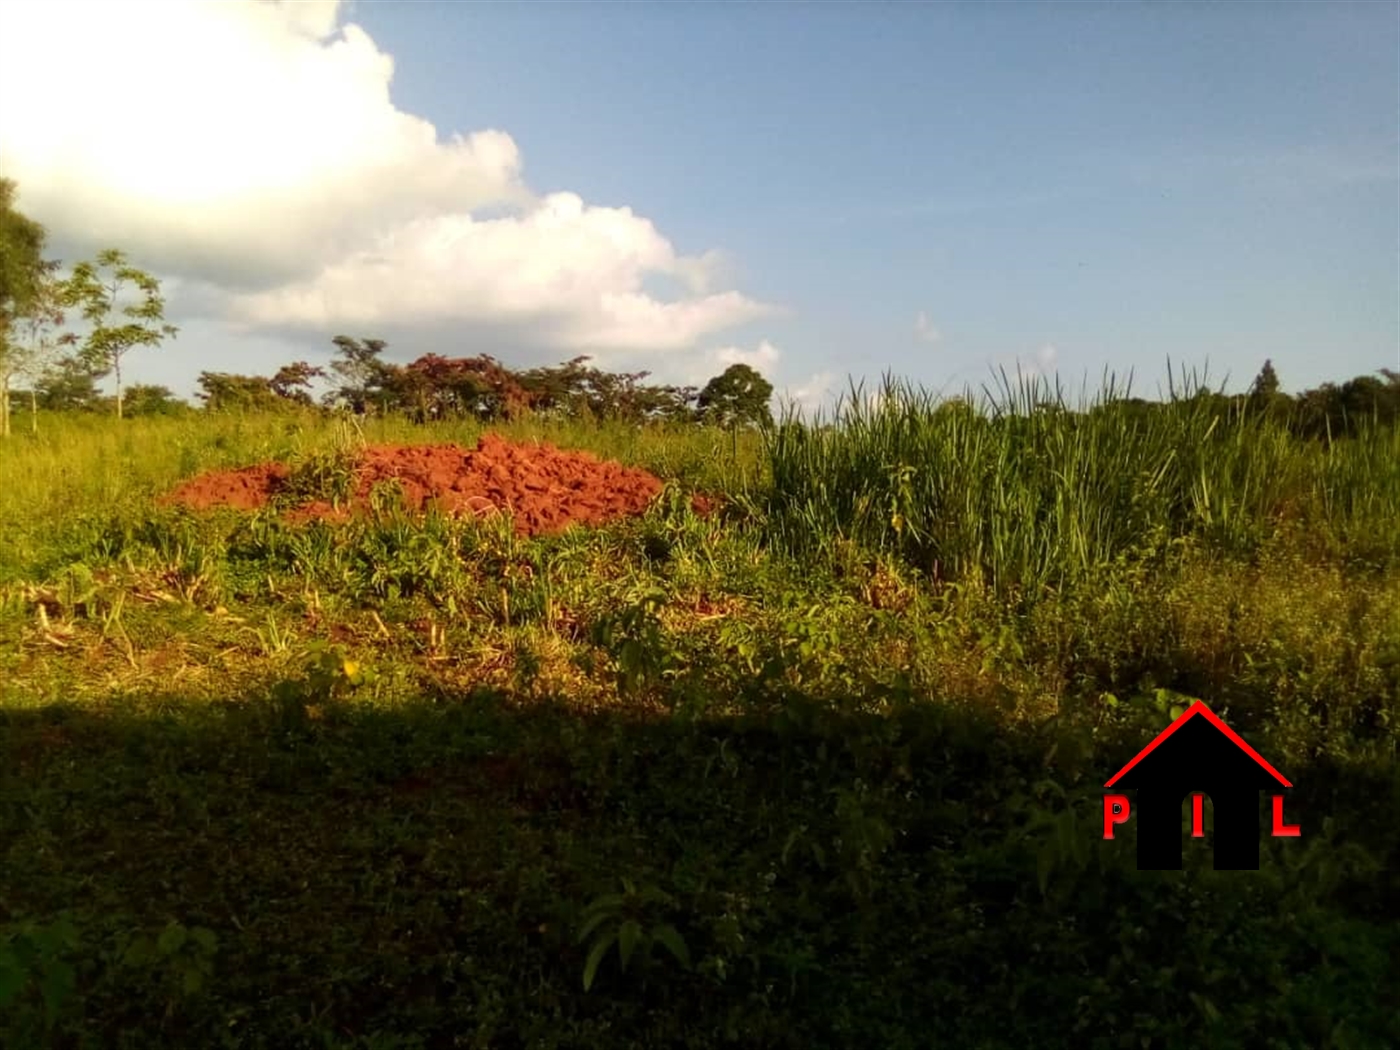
[763,370,1400,593]
[2,378,1397,1049]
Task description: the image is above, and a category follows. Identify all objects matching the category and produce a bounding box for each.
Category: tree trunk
[1,372,10,437]
[30,386,37,435]
[115,354,123,420]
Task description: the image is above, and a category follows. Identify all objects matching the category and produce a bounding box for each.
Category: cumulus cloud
[914,312,940,344]
[0,1,530,288]
[780,370,839,418]
[638,339,783,396]
[230,194,772,352]
[713,339,782,375]
[0,0,774,366]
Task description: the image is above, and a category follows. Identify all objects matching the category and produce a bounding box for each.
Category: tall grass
[0,409,764,580]
[762,368,1400,594]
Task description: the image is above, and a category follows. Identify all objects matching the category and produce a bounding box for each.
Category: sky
[0,0,1395,413]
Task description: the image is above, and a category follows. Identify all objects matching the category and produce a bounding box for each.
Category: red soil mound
[168,463,292,512]
[164,434,696,537]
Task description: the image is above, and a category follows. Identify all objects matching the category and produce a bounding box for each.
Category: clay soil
[164,434,702,537]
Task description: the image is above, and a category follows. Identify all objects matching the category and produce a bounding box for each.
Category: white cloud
[654,339,783,394]
[914,311,941,344]
[0,0,774,365]
[673,250,735,296]
[714,339,782,375]
[780,370,839,418]
[230,194,772,352]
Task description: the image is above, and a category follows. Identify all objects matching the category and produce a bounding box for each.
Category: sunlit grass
[2,380,1398,1047]
[762,368,1400,594]
[0,410,764,580]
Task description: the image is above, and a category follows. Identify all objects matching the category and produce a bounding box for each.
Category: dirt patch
[164,434,709,537]
[162,462,291,513]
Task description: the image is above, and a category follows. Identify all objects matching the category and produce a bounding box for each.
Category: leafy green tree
[196,372,281,412]
[5,262,79,435]
[0,178,52,436]
[697,363,774,428]
[627,380,700,424]
[1289,370,1399,440]
[269,361,326,405]
[1246,358,1291,420]
[1252,359,1280,398]
[61,248,178,419]
[389,353,535,421]
[513,356,698,423]
[32,357,103,412]
[121,384,185,417]
[1334,371,1400,433]
[516,356,594,417]
[0,178,45,332]
[326,335,392,413]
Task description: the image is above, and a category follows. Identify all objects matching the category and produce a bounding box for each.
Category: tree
[326,335,392,413]
[1247,358,1287,419]
[269,361,326,405]
[32,357,103,412]
[1289,370,1400,441]
[697,363,774,429]
[512,356,699,424]
[1251,359,1280,398]
[0,177,51,436]
[196,372,281,412]
[62,248,178,419]
[122,384,185,417]
[8,261,77,434]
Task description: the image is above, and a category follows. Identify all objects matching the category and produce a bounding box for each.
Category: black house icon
[1105,703,1291,870]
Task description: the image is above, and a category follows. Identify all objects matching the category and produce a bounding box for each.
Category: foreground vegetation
[2,375,1398,1049]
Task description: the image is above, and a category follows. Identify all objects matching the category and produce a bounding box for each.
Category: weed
[277,447,360,509]
[0,394,1397,1048]
[576,880,692,992]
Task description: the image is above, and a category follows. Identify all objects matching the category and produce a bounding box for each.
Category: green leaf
[48,916,79,952]
[782,827,805,865]
[190,928,218,954]
[157,923,187,956]
[584,892,626,915]
[122,936,154,967]
[582,930,616,991]
[39,960,75,1020]
[0,954,27,1007]
[617,920,642,972]
[650,924,691,969]
[576,911,614,946]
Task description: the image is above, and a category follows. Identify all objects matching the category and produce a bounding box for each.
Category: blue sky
[1,0,1395,408]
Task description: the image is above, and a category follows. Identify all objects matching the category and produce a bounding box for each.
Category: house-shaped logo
[1103,702,1300,870]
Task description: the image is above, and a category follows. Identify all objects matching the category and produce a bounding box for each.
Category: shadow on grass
[2,689,1398,1050]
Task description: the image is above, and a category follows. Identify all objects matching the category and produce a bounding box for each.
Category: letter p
[1103,794,1131,839]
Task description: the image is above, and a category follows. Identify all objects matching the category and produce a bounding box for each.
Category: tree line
[0,176,774,433]
[2,175,1396,439]
[193,337,777,428]
[1,178,180,434]
[1099,358,1400,442]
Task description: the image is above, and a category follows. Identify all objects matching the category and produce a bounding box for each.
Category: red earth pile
[164,434,690,537]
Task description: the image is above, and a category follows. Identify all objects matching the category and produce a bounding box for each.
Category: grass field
[2,375,1398,1049]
